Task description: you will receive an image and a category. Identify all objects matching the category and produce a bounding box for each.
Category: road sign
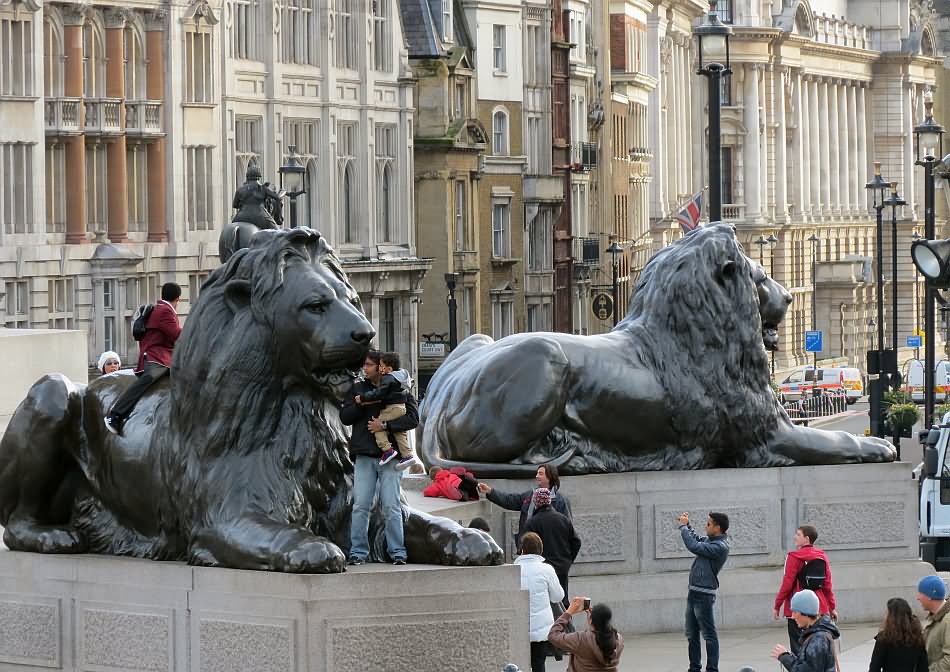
[907,335,923,348]
[805,330,823,353]
[592,293,614,321]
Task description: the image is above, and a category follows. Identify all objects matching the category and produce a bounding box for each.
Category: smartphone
[583,597,591,610]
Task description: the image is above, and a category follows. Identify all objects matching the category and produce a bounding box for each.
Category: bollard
[502,664,522,672]
[738,667,756,672]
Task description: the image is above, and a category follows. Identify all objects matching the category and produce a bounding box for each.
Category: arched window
[44,16,64,97]
[377,163,392,241]
[492,108,508,155]
[124,24,146,100]
[342,164,356,243]
[922,28,937,57]
[306,158,318,230]
[83,18,106,97]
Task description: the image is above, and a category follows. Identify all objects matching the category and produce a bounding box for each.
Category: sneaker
[395,454,419,471]
[379,449,398,466]
[346,556,365,566]
[104,415,123,436]
[392,558,406,566]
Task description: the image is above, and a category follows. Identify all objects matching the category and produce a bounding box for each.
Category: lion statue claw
[420,224,897,475]
[0,228,502,572]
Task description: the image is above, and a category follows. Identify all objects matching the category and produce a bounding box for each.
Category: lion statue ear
[224,279,252,314]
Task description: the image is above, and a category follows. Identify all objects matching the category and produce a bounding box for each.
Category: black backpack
[132,304,154,341]
[798,557,827,591]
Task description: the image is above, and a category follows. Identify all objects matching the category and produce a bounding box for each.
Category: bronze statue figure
[219,164,286,262]
[0,228,501,572]
[420,223,897,476]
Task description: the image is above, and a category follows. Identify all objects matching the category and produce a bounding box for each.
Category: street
[812,400,924,462]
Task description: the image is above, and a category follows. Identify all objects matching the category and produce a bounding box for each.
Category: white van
[779,366,860,403]
[901,359,949,403]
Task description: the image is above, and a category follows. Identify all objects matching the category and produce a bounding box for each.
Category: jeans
[349,455,405,561]
[685,590,718,672]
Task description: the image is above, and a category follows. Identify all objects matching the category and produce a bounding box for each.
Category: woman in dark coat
[868,597,929,672]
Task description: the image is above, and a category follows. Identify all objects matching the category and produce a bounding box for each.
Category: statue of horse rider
[220,164,287,262]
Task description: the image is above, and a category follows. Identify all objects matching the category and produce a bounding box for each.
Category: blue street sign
[805,330,823,353]
[907,335,923,348]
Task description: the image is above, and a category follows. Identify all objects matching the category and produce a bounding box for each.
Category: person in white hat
[97,351,121,375]
[770,589,840,672]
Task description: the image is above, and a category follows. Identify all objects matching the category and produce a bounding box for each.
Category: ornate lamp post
[914,94,945,428]
[693,1,732,222]
[278,146,307,229]
[754,235,768,264]
[866,162,889,438]
[884,182,906,377]
[767,233,779,375]
[914,230,922,360]
[808,232,819,374]
[606,242,624,327]
[444,273,459,351]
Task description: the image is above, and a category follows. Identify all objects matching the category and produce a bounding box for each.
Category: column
[105,10,129,243]
[63,10,86,244]
[828,81,840,213]
[145,11,167,242]
[819,79,831,214]
[808,76,820,215]
[847,83,858,213]
[774,67,788,219]
[837,81,850,216]
[798,70,810,215]
[856,84,868,213]
[648,16,666,215]
[743,64,761,219]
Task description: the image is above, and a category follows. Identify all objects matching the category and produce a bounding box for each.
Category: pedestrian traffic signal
[912,237,950,288]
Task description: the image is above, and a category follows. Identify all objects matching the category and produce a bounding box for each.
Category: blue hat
[918,575,947,600]
[790,589,820,617]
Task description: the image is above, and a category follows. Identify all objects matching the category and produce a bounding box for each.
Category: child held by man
[355,351,419,470]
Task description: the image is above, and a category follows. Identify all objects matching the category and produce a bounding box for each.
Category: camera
[583,597,591,610]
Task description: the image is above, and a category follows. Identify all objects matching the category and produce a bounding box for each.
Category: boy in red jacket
[773,524,837,653]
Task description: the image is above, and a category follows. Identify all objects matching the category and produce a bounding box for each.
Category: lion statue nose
[352,325,375,345]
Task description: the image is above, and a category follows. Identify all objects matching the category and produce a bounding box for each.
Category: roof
[398,0,441,58]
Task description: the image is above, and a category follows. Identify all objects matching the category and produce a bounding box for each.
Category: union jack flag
[676,190,705,234]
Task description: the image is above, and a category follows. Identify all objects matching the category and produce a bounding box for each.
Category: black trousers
[556,571,570,608]
[787,618,802,654]
[110,362,169,420]
[530,642,547,672]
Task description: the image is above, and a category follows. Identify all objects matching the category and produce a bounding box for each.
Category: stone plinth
[449,461,927,633]
[0,551,528,672]
[0,329,88,434]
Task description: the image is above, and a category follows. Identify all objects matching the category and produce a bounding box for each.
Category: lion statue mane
[420,224,896,476]
[0,227,501,571]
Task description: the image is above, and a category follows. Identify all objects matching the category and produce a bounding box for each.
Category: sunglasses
[104,360,120,366]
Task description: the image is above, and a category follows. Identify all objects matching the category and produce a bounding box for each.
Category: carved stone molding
[0,0,42,13]
[61,3,95,26]
[104,7,133,30]
[144,8,167,31]
[181,0,219,26]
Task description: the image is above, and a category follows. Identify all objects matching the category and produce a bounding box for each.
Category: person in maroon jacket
[773,524,838,654]
[105,282,182,435]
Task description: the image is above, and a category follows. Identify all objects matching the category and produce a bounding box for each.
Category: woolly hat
[97,351,121,372]
[533,488,552,508]
[918,575,947,600]
[790,589,820,617]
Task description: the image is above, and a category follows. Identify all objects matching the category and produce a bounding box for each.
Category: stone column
[145,11,167,242]
[847,83,858,213]
[837,81,850,217]
[808,76,820,215]
[828,81,840,214]
[105,10,128,243]
[819,78,831,214]
[63,11,86,244]
[857,84,868,213]
[743,64,761,219]
[798,70,810,215]
[774,67,788,219]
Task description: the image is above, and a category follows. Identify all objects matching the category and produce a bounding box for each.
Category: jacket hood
[514,554,545,565]
[789,545,827,561]
[391,369,411,384]
[804,614,840,639]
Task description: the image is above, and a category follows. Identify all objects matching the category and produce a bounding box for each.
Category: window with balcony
[334,0,356,70]
[492,24,506,72]
[185,145,214,231]
[46,143,66,234]
[1,16,34,96]
[378,297,395,351]
[234,115,262,188]
[44,17,63,97]
[83,20,106,97]
[454,180,466,252]
[338,122,358,243]
[375,124,396,242]
[184,22,213,103]
[371,0,390,72]
[48,278,75,329]
[85,143,107,234]
[231,0,260,60]
[491,295,513,340]
[721,146,734,205]
[568,10,584,63]
[492,108,509,155]
[127,144,148,232]
[525,113,545,175]
[1,142,33,235]
[124,25,146,100]
[716,0,733,24]
[4,280,29,328]
[282,0,316,65]
[624,20,643,74]
[492,199,511,258]
[526,210,552,272]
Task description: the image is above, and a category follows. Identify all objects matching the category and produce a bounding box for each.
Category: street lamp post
[606,242,624,327]
[866,162,890,438]
[693,1,732,222]
[444,273,459,351]
[885,182,906,384]
[754,235,767,265]
[278,145,307,229]
[914,230,922,360]
[767,233,779,376]
[914,94,945,428]
[808,233,819,374]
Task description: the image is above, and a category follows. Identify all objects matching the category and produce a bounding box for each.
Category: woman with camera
[547,596,624,671]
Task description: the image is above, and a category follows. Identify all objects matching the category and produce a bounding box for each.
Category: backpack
[132,304,154,341]
[798,557,827,591]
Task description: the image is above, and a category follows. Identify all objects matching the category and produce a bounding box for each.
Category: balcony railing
[84,98,122,134]
[126,100,163,135]
[572,236,601,266]
[722,203,744,220]
[44,97,82,135]
[569,142,598,172]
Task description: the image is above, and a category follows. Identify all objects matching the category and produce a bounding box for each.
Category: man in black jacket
[340,351,419,565]
[523,487,581,606]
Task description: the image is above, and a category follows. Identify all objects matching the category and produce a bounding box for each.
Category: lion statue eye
[306,301,329,314]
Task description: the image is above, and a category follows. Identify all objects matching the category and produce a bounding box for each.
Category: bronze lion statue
[420,224,896,476]
[0,228,501,572]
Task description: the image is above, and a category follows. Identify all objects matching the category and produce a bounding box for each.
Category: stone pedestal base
[0,551,528,672]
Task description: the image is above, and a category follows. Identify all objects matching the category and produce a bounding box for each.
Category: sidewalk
[544,621,879,672]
